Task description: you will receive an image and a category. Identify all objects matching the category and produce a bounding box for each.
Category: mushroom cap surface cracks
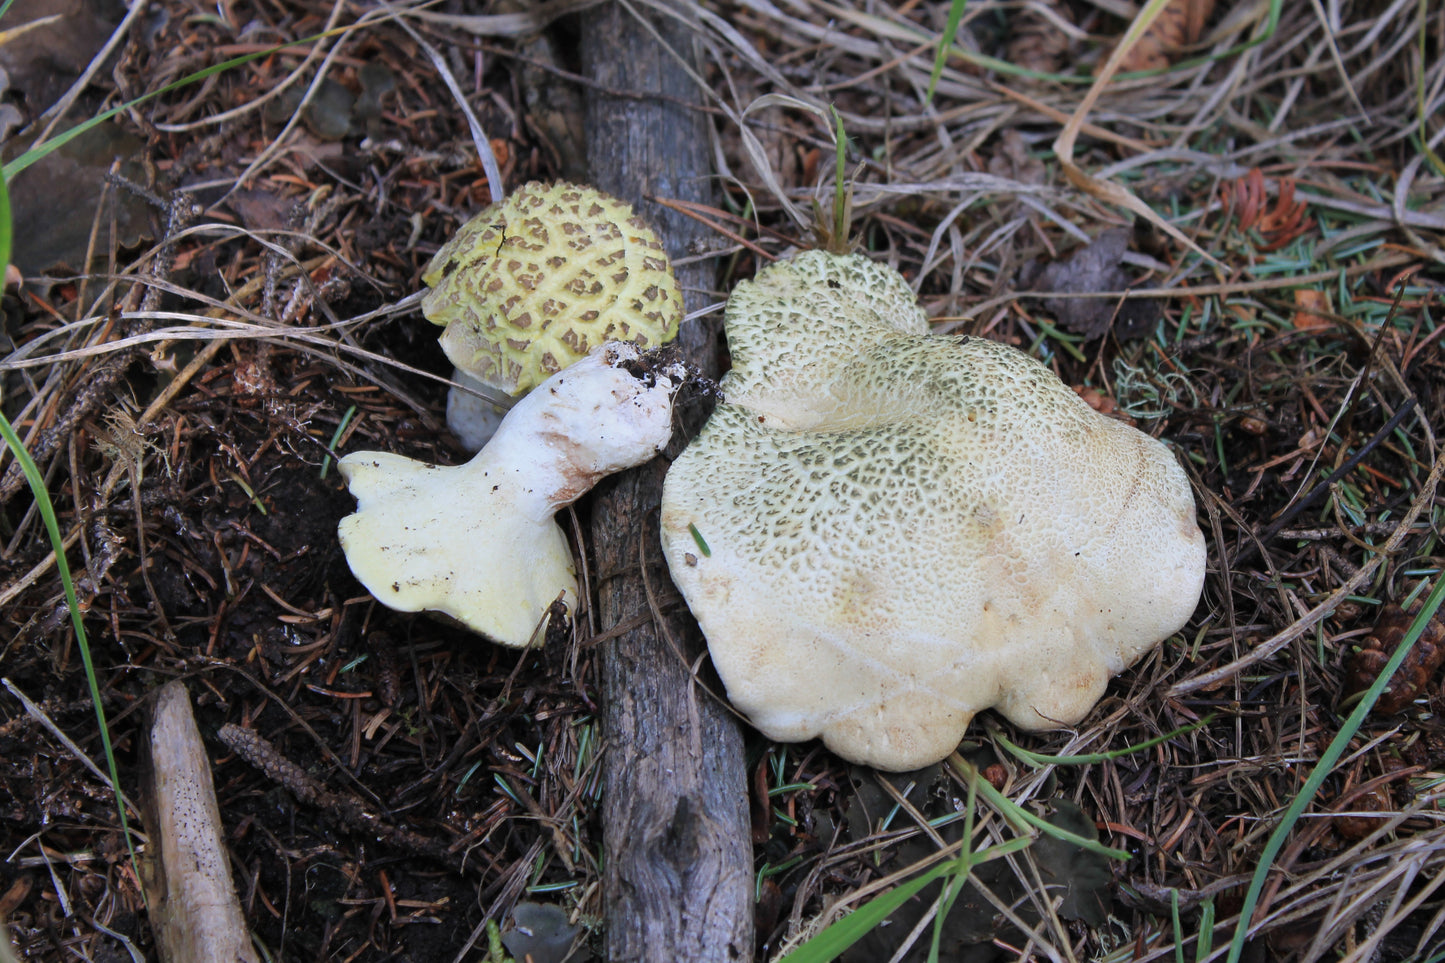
[719,251,931,429]
[422,181,681,396]
[659,251,1207,771]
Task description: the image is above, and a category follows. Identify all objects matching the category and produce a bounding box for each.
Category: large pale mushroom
[659,251,1207,771]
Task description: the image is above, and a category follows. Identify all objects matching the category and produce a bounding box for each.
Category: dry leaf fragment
[1253,178,1313,249]
[750,758,774,844]
[1023,228,1160,340]
[1104,0,1216,73]
[1343,602,1445,715]
[986,129,1046,220]
[1236,413,1268,436]
[1074,385,1137,424]
[1291,289,1332,330]
[987,128,1046,187]
[1007,0,1073,75]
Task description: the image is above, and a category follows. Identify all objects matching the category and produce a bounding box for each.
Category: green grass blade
[0,167,10,277]
[927,779,976,962]
[1172,888,1185,963]
[1225,575,1445,962]
[926,0,968,104]
[1196,897,1215,961]
[828,104,851,251]
[992,715,1212,766]
[777,836,1032,963]
[777,859,955,963]
[0,412,141,867]
[320,404,357,479]
[949,754,1132,860]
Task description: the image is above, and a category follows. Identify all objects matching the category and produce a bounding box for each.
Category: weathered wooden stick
[143,681,260,963]
[582,2,755,960]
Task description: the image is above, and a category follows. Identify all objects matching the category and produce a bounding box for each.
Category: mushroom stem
[446,367,513,452]
[477,344,682,517]
[338,342,681,647]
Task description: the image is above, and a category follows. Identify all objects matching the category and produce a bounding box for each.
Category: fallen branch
[582,1,754,959]
[142,681,260,963]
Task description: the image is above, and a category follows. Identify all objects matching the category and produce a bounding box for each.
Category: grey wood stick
[581,2,755,960]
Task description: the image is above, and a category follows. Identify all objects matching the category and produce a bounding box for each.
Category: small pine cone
[218,723,326,806]
[367,631,402,708]
[1343,602,1445,715]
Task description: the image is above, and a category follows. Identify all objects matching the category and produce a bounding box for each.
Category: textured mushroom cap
[340,343,681,647]
[659,251,1206,771]
[422,181,681,396]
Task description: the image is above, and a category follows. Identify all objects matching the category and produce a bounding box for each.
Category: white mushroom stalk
[339,342,683,647]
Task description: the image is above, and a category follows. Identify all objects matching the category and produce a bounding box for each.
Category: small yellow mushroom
[422,182,681,448]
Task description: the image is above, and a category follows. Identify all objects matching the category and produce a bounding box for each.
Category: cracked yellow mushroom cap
[659,251,1207,771]
[422,181,682,397]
